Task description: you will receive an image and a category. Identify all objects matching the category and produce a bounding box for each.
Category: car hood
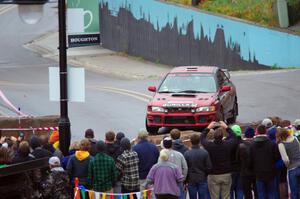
[149,93,218,107]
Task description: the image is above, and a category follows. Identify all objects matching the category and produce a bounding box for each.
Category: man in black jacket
[184,133,212,199]
[200,121,238,199]
[249,125,280,199]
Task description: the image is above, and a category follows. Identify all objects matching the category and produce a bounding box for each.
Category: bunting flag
[88,191,94,199]
[129,193,134,199]
[74,187,153,199]
[95,192,100,199]
[80,189,86,199]
[74,187,81,199]
[147,190,151,199]
[136,193,141,199]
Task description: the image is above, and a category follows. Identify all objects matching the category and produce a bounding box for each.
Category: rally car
[146,66,238,134]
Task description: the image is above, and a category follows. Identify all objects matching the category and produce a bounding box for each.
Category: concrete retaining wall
[99,0,300,70]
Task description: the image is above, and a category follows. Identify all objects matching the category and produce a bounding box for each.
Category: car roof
[170,66,219,74]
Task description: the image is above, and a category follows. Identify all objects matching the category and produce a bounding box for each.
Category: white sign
[49,67,85,102]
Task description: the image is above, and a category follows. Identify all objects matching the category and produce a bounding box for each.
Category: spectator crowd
[1,117,300,199]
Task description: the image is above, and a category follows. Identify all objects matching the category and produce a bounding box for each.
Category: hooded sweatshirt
[249,135,280,182]
[172,139,188,155]
[66,151,93,186]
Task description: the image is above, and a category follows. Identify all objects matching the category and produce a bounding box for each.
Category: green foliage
[166,0,278,26]
[286,0,299,6]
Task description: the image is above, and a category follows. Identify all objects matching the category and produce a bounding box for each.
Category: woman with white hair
[144,149,184,199]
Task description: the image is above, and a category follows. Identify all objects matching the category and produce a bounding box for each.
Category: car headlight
[151,106,166,112]
[196,106,216,112]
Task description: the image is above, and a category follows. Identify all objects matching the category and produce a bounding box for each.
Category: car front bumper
[146,111,217,127]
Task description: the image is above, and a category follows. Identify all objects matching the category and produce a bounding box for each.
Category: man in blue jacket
[133,129,159,191]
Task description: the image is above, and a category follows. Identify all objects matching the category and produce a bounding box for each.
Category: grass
[166,0,278,27]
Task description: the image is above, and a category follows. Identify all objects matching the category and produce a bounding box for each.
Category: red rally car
[146,66,238,134]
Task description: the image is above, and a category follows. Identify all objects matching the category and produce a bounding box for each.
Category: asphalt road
[0,4,300,141]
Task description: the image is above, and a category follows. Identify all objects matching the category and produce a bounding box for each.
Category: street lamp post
[58,0,71,156]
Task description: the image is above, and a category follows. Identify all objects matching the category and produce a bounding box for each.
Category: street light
[1,0,71,155]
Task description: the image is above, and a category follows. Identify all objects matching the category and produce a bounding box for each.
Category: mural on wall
[99,0,300,69]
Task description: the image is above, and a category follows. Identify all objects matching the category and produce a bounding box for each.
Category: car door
[217,70,233,117]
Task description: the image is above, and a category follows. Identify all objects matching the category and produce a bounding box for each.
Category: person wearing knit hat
[163,137,173,149]
[231,125,242,137]
[116,137,140,196]
[159,136,188,199]
[49,131,59,144]
[237,126,257,198]
[244,126,255,139]
[229,125,243,198]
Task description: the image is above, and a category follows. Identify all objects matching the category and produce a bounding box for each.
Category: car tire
[146,119,159,135]
[227,99,238,124]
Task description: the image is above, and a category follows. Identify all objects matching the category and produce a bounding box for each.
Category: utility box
[277,0,290,28]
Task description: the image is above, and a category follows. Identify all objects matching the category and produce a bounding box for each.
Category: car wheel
[227,99,238,124]
[146,119,159,135]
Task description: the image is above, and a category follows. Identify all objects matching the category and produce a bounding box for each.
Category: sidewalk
[24,31,172,80]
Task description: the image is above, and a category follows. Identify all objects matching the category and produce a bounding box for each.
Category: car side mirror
[148,86,156,92]
[220,85,231,92]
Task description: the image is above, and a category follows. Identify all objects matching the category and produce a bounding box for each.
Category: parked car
[146,66,238,134]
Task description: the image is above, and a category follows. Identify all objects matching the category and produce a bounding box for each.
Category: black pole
[58,0,70,156]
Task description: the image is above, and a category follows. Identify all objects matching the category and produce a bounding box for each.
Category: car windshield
[158,73,217,93]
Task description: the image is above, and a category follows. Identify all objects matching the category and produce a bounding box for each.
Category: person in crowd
[276,128,300,199]
[115,132,125,157]
[206,129,215,141]
[40,134,55,154]
[145,149,184,199]
[110,131,125,194]
[161,137,188,199]
[49,131,64,161]
[30,136,52,159]
[85,129,97,156]
[133,129,159,192]
[293,119,300,140]
[67,139,93,188]
[42,156,70,199]
[200,121,238,199]
[105,130,119,161]
[12,141,35,163]
[249,124,280,199]
[116,137,140,198]
[170,128,188,155]
[230,125,243,199]
[88,140,118,193]
[184,133,212,199]
[262,118,288,199]
[262,118,277,143]
[237,126,257,199]
[0,147,12,168]
[62,141,79,169]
